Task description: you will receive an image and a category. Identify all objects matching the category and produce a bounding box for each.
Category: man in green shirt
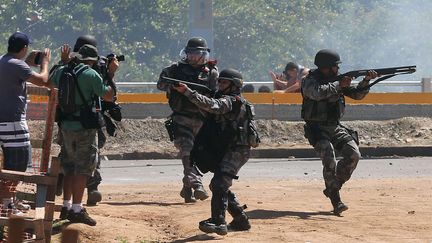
[50,44,115,226]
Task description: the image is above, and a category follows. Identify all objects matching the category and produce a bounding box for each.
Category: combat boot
[193,184,209,201]
[323,188,348,215]
[87,186,102,206]
[180,186,196,203]
[199,218,228,235]
[228,212,251,231]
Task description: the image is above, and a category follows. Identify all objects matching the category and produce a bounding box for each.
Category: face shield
[179,48,209,65]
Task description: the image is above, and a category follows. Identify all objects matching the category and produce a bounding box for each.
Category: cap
[8,32,32,50]
[75,44,98,61]
[284,62,300,72]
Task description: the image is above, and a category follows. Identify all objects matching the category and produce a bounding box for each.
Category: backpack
[57,63,89,115]
[236,98,261,148]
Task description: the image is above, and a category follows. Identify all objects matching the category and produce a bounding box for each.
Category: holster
[345,127,360,145]
[164,117,177,142]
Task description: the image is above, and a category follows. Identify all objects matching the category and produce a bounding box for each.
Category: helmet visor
[180,48,209,65]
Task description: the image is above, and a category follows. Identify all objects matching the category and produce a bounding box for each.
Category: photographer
[49,44,115,226]
[54,35,121,216]
[0,31,51,215]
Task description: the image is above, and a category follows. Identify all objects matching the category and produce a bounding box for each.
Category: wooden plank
[40,89,57,173]
[62,228,79,243]
[35,184,47,219]
[0,170,57,186]
[0,217,41,229]
[8,216,25,243]
[47,157,60,201]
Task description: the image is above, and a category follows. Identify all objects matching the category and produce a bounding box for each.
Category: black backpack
[57,63,89,115]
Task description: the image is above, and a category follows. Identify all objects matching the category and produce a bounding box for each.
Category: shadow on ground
[247,209,334,220]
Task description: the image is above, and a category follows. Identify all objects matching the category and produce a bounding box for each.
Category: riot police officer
[157,37,218,203]
[173,68,258,235]
[301,49,378,215]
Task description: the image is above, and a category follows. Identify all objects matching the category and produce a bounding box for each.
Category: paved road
[100,157,432,184]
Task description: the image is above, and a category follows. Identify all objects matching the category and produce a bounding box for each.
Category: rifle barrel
[160,76,212,92]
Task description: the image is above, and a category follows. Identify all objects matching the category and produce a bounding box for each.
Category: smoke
[304,0,432,81]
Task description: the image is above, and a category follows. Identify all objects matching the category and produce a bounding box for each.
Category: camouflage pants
[313,124,360,191]
[172,114,204,188]
[210,145,251,221]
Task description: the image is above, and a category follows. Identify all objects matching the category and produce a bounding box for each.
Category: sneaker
[15,201,31,212]
[67,208,97,226]
[180,186,197,203]
[1,203,24,217]
[199,218,228,235]
[59,207,69,220]
[193,185,209,201]
[228,214,251,231]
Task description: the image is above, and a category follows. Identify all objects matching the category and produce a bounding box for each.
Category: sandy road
[52,158,432,243]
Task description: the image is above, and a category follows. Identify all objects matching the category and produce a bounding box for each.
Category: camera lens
[117,55,125,62]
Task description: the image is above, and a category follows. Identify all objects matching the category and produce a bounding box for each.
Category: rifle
[160,76,212,94]
[325,66,416,93]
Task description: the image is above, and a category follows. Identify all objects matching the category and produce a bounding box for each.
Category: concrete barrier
[120,103,432,121]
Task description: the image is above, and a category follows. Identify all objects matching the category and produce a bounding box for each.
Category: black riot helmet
[73,35,97,52]
[314,49,341,68]
[185,37,210,52]
[218,68,243,88]
[180,37,210,65]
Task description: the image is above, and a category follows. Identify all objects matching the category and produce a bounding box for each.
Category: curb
[104,146,432,160]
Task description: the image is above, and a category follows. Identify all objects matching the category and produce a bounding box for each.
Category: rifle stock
[160,76,212,94]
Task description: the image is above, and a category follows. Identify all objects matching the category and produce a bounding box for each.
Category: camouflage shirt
[301,69,370,122]
[157,61,218,117]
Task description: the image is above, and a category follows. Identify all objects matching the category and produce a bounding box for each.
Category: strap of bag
[73,65,92,108]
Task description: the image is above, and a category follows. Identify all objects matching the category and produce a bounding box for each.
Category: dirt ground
[21,117,432,242]
[49,177,432,243]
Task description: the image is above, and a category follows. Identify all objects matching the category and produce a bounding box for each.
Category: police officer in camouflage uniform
[173,68,255,235]
[301,49,378,215]
[157,37,218,203]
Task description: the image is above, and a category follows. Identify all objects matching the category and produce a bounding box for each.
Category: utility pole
[189,0,214,55]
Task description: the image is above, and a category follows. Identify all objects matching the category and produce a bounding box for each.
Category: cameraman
[0,31,51,215]
[55,35,120,215]
[49,44,116,226]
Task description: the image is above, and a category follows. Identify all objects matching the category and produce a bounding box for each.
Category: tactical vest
[301,70,345,123]
[217,95,260,147]
[166,62,217,116]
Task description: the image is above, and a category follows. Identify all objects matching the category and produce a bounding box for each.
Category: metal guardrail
[116,80,427,93]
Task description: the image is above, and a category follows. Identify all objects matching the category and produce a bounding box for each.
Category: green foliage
[1,0,430,82]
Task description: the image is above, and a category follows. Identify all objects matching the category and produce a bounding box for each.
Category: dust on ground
[49,178,432,243]
[27,117,432,157]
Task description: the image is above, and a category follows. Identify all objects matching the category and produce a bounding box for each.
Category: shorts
[0,121,31,172]
[60,129,98,176]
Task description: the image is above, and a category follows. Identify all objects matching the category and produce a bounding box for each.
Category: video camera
[93,53,125,85]
[106,53,125,62]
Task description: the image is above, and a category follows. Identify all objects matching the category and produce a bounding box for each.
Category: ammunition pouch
[343,126,359,145]
[301,97,345,122]
[164,117,177,142]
